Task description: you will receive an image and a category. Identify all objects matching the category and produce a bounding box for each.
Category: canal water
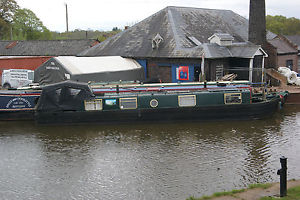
[0,106,300,200]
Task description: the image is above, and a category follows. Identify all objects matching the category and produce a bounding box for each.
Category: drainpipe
[261,56,267,100]
[200,53,205,81]
[261,56,265,85]
[249,58,254,83]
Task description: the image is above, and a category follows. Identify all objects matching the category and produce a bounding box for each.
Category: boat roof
[92,81,251,94]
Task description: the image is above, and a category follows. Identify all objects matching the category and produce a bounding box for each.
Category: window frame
[224,93,242,104]
[178,95,196,107]
[84,99,103,111]
[150,99,159,108]
[119,97,138,110]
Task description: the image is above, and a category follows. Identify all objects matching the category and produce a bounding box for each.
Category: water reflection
[0,106,300,199]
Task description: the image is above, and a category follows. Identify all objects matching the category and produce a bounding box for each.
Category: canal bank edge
[188,179,300,200]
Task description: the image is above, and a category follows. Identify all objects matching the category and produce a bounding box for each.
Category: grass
[186,189,246,200]
[186,183,272,200]
[248,183,273,189]
[260,186,300,200]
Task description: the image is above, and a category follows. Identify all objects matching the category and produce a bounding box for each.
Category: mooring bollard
[116,85,119,93]
[277,156,287,197]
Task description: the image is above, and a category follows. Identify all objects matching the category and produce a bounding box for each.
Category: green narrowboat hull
[35,98,280,124]
[34,81,283,125]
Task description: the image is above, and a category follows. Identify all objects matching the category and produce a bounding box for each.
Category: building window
[224,93,242,104]
[286,60,293,69]
[216,65,224,80]
[178,95,196,107]
[85,99,103,111]
[120,98,137,109]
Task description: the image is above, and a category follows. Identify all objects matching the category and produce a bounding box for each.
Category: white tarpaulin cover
[56,56,142,74]
[34,56,145,85]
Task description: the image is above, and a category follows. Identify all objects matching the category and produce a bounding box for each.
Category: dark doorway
[194,66,201,81]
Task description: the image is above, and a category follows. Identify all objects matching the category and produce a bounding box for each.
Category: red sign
[177,66,189,80]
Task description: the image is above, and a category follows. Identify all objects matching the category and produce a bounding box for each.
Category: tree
[112,27,120,32]
[12,8,52,40]
[0,0,18,22]
[266,15,300,35]
[0,17,9,38]
[0,0,19,39]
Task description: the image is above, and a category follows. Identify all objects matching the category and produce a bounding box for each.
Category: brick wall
[147,61,172,82]
[249,0,266,45]
[0,56,52,84]
[277,54,298,72]
[263,42,278,69]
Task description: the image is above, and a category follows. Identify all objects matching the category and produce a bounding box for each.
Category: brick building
[268,35,299,72]
[80,6,266,83]
[0,40,99,84]
[287,35,300,72]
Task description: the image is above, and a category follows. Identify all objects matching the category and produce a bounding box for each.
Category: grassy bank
[186,183,273,200]
[260,185,300,200]
[187,189,246,200]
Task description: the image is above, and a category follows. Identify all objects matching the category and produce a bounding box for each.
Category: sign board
[176,66,189,81]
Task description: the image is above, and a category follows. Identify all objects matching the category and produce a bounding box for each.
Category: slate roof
[208,33,234,41]
[0,39,99,56]
[268,37,298,54]
[267,32,277,40]
[286,35,300,51]
[80,6,250,58]
[202,42,265,59]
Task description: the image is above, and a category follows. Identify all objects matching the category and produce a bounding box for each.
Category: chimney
[248,0,266,45]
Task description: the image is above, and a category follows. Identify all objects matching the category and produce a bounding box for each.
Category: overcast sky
[16,0,300,32]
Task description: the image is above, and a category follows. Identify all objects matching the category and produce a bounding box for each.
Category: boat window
[28,72,34,80]
[85,99,103,111]
[178,95,196,107]
[70,88,81,96]
[55,88,62,96]
[120,98,137,109]
[224,93,242,104]
[105,99,117,106]
[150,99,159,108]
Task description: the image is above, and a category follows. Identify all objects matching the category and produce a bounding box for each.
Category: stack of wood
[265,68,287,86]
[220,74,237,81]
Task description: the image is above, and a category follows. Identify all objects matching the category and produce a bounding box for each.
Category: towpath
[211,179,300,200]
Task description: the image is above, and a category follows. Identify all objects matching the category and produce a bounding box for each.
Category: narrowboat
[34,80,288,124]
[0,89,40,120]
[0,80,241,121]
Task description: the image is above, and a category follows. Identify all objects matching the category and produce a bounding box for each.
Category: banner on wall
[176,66,189,80]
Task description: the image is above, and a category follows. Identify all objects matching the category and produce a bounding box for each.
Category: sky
[16,0,300,32]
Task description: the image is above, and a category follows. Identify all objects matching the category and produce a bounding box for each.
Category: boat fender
[279,94,283,101]
[278,94,286,109]
[279,100,283,109]
[279,91,289,104]
[217,82,227,87]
